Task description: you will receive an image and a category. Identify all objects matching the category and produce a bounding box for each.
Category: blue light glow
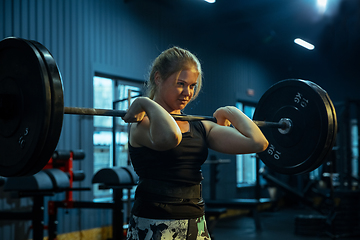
[317,0,327,14]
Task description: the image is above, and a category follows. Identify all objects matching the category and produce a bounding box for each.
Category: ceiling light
[204,0,215,3]
[317,0,327,14]
[294,38,315,50]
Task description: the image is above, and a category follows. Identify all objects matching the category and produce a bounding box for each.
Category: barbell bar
[0,37,337,177]
[63,106,290,130]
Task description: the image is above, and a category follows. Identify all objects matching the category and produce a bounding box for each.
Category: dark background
[0,0,359,239]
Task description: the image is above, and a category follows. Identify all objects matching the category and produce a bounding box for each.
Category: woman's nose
[182,86,190,96]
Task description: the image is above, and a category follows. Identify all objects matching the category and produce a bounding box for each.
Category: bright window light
[294,38,315,50]
[204,0,215,3]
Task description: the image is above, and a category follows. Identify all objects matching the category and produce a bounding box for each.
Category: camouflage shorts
[126,215,211,240]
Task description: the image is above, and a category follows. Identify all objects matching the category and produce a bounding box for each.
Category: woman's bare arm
[203,106,268,154]
[122,97,182,151]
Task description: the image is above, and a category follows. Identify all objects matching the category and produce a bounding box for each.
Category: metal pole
[64,106,291,131]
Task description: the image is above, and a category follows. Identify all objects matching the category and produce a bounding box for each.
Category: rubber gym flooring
[210,206,360,240]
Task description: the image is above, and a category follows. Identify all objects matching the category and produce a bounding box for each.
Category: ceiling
[149,0,360,73]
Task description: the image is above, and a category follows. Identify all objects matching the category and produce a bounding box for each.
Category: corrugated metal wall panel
[0,0,133,238]
[4,0,13,37]
[0,1,191,238]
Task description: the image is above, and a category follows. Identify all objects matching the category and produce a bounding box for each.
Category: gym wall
[2,0,359,239]
[0,0,278,239]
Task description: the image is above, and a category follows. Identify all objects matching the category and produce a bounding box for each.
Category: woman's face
[154,67,199,114]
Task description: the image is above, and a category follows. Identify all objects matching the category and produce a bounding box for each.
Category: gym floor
[210,206,360,240]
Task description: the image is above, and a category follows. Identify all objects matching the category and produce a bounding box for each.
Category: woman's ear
[154,71,161,85]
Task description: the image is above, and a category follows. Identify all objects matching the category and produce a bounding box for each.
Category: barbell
[0,37,337,177]
[63,107,290,130]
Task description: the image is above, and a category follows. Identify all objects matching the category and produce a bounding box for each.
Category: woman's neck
[153,98,182,115]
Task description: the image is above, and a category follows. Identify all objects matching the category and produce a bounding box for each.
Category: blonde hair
[146,46,202,101]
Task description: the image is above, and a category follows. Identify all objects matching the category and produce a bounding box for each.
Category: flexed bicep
[203,106,268,154]
[125,97,182,150]
[205,123,264,154]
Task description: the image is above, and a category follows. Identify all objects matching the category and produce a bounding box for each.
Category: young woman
[122,47,268,240]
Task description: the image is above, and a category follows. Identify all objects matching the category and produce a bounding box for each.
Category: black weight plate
[22,40,64,176]
[0,78,22,138]
[0,37,51,177]
[304,82,337,172]
[253,79,336,175]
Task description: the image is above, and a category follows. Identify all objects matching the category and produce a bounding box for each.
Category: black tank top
[129,121,209,185]
[128,121,209,219]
